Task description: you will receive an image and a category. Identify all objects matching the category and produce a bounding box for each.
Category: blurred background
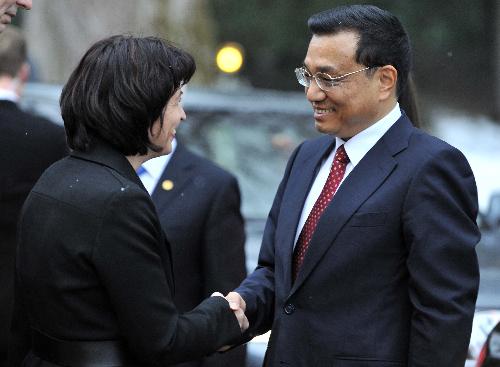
[10,1,500,365]
[13,0,500,206]
[13,0,500,118]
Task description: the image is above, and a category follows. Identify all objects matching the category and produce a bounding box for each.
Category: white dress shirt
[138,139,177,195]
[294,103,402,245]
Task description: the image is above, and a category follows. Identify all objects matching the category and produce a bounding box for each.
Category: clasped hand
[211,291,248,333]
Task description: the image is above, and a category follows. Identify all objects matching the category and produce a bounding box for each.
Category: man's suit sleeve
[403,146,480,366]
[93,188,241,365]
[235,143,303,337]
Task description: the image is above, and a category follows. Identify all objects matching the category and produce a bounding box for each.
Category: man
[0,26,66,367]
[0,0,31,33]
[229,5,480,367]
[139,138,247,367]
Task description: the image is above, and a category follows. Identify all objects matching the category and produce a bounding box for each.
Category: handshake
[211,291,249,336]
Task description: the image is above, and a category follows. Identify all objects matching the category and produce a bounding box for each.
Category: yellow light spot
[216,43,244,74]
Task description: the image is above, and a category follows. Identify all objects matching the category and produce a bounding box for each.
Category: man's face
[0,0,32,32]
[303,31,383,139]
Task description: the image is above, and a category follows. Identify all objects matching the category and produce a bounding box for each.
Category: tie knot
[334,145,349,164]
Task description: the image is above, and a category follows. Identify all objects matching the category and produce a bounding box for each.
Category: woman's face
[149,88,186,155]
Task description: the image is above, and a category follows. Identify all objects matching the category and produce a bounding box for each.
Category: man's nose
[305,79,326,102]
[16,0,32,10]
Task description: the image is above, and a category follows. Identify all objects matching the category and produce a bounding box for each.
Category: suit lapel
[277,136,336,293]
[150,144,197,292]
[290,116,413,294]
[151,144,195,215]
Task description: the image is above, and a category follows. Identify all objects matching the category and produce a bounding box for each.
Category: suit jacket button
[284,303,295,315]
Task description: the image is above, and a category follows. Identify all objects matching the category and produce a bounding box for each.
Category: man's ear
[17,62,30,83]
[377,65,398,101]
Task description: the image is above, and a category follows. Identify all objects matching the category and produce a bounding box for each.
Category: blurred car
[468,311,500,366]
[474,189,500,361]
[20,82,500,367]
[480,192,500,231]
[476,320,500,367]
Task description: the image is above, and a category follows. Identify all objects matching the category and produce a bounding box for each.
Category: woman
[9,35,246,366]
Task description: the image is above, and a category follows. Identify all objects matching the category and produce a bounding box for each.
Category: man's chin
[314,120,338,135]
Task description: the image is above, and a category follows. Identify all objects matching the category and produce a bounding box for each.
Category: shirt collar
[341,103,401,167]
[0,87,19,103]
[141,138,177,180]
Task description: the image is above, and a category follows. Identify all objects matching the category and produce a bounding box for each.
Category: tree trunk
[22,0,217,85]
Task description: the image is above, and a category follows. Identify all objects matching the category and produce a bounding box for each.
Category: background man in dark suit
[139,137,247,367]
[228,5,480,366]
[0,0,31,33]
[0,26,66,367]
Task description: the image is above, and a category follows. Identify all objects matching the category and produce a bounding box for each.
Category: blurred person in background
[138,137,247,367]
[8,34,247,367]
[0,25,66,367]
[0,0,31,33]
[228,4,480,366]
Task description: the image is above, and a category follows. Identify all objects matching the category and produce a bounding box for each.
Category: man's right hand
[227,291,248,332]
[212,291,248,332]
[225,291,246,314]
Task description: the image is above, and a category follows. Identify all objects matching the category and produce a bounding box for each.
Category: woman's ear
[148,119,161,143]
[377,65,398,101]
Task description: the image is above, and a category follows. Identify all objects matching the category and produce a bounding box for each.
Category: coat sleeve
[92,188,241,366]
[403,146,480,366]
[235,143,303,338]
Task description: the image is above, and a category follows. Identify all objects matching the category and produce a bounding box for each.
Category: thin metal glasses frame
[295,66,371,91]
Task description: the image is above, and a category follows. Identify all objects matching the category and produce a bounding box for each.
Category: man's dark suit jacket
[236,115,480,367]
[0,100,67,367]
[150,142,247,367]
[9,140,241,366]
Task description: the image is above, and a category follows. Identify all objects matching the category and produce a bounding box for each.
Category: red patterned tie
[292,144,349,281]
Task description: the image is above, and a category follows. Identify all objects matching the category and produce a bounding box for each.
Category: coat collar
[70,137,147,191]
[71,138,176,289]
[0,99,18,109]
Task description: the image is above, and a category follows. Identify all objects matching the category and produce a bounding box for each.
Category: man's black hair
[308,5,412,97]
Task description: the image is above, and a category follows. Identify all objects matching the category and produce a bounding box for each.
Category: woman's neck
[125,153,154,171]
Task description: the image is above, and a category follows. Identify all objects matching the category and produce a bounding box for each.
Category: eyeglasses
[294,66,371,91]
